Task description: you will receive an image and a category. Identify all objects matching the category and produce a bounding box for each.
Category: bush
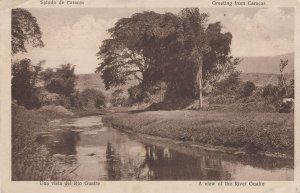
[261,84,293,113]
[208,93,236,104]
[261,84,282,102]
[79,88,106,109]
[239,81,256,98]
[215,71,241,95]
[110,89,128,107]
[128,85,152,104]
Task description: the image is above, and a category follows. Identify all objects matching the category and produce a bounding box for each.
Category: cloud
[224,8,294,56]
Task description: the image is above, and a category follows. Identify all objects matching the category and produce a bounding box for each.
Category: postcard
[0,0,299,192]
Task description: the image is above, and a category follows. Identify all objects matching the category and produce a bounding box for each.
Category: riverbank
[102,110,294,158]
[12,104,72,180]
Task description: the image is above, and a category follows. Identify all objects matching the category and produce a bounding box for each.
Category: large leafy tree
[96,8,236,108]
[42,64,77,97]
[96,11,182,89]
[12,59,44,108]
[11,8,44,55]
[203,22,241,94]
[178,8,209,108]
[11,9,45,108]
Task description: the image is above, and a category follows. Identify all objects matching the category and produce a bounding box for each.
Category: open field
[103,110,294,157]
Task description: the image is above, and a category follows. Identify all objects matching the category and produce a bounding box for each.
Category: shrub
[110,89,128,107]
[215,71,241,95]
[261,84,293,113]
[208,93,236,104]
[239,81,256,98]
[128,85,152,104]
[79,88,106,109]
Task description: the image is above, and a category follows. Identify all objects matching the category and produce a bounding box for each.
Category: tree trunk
[196,54,203,109]
[280,72,288,97]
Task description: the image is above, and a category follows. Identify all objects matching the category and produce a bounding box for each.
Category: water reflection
[102,143,232,180]
[105,142,121,180]
[50,129,80,155]
[41,116,293,181]
[37,129,80,155]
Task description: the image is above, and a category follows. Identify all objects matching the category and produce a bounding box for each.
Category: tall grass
[103,110,294,157]
[12,104,70,180]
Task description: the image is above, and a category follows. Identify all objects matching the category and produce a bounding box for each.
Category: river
[37,115,293,181]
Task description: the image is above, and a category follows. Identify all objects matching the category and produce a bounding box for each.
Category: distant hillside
[76,73,138,96]
[77,72,294,96]
[240,73,294,87]
[237,53,294,74]
[76,74,106,92]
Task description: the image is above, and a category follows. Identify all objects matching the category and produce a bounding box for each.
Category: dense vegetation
[96,8,240,108]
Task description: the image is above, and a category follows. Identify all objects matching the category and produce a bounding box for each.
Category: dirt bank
[102,110,294,158]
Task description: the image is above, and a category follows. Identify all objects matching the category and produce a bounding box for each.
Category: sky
[13,8,294,74]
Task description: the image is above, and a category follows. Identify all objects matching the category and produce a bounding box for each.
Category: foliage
[79,88,106,109]
[261,83,294,113]
[111,89,127,107]
[42,64,76,97]
[12,104,70,180]
[11,8,44,55]
[96,9,236,101]
[278,59,289,96]
[215,71,241,95]
[12,59,44,109]
[127,82,166,104]
[238,81,256,98]
[261,84,282,101]
[128,85,146,103]
[289,79,294,98]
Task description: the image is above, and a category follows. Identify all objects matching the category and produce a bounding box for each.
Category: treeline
[11,8,106,110]
[12,59,106,110]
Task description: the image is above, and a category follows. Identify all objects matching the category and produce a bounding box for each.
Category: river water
[37,115,293,181]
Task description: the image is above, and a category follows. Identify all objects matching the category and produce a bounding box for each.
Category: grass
[103,110,294,157]
[12,104,71,180]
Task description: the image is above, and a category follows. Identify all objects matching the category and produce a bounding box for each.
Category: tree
[203,22,241,94]
[79,88,106,109]
[279,59,289,97]
[111,89,127,106]
[11,8,44,55]
[42,64,77,97]
[96,11,182,90]
[12,59,44,108]
[179,8,209,108]
[11,9,45,109]
[96,9,235,108]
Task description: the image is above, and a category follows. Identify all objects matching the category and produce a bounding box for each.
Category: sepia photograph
[10,7,294,182]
